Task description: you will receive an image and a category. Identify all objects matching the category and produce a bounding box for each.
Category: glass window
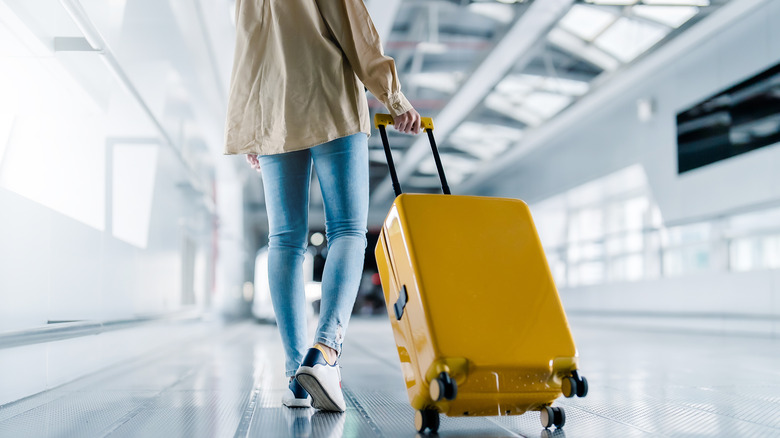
[594,17,669,62]
[559,5,618,41]
[663,245,710,277]
[532,196,567,249]
[532,164,780,287]
[661,222,711,247]
[112,144,159,248]
[546,251,567,288]
[730,235,780,272]
[631,6,699,28]
[449,122,522,161]
[608,254,644,282]
[569,208,603,243]
[547,27,621,72]
[570,261,605,287]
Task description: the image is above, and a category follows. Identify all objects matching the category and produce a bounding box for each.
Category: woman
[224,0,420,412]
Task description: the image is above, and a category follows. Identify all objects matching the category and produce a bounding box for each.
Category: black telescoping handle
[374,114,451,197]
[425,129,451,195]
[378,123,403,198]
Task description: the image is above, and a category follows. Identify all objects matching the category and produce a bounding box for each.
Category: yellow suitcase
[373,114,588,434]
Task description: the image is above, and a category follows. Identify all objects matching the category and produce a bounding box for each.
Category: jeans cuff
[286,369,297,378]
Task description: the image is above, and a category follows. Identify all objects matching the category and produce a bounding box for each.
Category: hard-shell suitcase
[372,114,588,434]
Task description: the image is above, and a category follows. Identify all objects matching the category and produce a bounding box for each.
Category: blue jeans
[259,133,368,377]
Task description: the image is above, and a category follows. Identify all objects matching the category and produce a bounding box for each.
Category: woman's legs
[310,133,369,355]
[258,148,312,377]
[258,131,367,383]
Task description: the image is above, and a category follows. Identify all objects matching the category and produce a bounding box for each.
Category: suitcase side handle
[374,113,451,197]
[394,285,409,320]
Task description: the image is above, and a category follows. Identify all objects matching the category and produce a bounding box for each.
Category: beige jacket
[223,0,413,156]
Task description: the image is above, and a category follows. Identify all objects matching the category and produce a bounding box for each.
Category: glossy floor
[0,317,779,437]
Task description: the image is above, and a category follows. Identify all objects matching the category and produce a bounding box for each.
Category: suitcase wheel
[540,406,566,429]
[429,372,458,401]
[577,376,589,397]
[562,377,577,398]
[414,409,440,434]
[563,372,589,398]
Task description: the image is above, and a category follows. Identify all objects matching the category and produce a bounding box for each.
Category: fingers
[246,154,261,172]
[392,109,422,135]
[403,111,421,134]
[397,115,409,133]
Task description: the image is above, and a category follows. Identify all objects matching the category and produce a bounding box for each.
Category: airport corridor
[1,317,778,438]
[3,0,780,436]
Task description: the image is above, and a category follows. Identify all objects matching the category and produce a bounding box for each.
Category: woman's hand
[393,108,422,134]
[246,154,261,172]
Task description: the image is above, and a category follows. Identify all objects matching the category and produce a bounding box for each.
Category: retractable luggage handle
[374,114,451,197]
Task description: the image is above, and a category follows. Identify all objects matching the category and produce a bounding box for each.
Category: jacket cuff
[383,92,413,118]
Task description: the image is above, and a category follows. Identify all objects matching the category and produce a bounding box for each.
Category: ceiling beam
[370,0,576,207]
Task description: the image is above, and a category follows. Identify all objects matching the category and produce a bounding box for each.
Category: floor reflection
[0,318,778,437]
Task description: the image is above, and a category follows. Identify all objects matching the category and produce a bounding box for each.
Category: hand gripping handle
[374,113,451,197]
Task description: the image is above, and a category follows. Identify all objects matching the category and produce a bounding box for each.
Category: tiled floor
[1,317,779,437]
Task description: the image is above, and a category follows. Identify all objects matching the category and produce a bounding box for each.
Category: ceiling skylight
[377,0,721,194]
[594,16,669,62]
[631,5,699,28]
[486,74,590,125]
[527,75,590,96]
[497,74,590,97]
[547,28,621,72]
[449,122,523,161]
[417,154,479,184]
[485,94,545,126]
[643,0,709,6]
[584,0,638,5]
[468,3,516,24]
[523,92,574,119]
[559,5,618,41]
[407,71,464,94]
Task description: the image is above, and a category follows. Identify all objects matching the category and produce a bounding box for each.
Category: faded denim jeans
[258,133,368,377]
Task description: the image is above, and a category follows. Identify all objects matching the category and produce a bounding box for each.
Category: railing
[0,309,202,350]
[543,216,780,288]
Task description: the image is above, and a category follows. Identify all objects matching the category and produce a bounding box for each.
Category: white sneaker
[282,377,312,408]
[295,346,346,412]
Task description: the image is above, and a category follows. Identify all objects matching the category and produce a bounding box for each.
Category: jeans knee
[325,228,367,249]
[268,230,308,253]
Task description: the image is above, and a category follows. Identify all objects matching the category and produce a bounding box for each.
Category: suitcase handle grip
[374,113,451,198]
[374,114,435,131]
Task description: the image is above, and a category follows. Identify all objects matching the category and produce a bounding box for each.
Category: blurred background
[1,0,779,409]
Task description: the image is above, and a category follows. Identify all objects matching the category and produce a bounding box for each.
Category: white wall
[560,269,780,337]
[0,0,231,335]
[0,146,212,333]
[0,0,248,405]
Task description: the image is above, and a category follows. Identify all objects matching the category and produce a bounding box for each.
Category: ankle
[314,343,338,364]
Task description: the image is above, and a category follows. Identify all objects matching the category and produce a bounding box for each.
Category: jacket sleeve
[315,0,413,118]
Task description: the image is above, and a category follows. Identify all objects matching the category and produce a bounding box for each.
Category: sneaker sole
[295,372,345,412]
